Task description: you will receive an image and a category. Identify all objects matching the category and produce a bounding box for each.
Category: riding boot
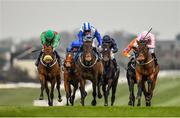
[112,58,117,71]
[54,50,61,66]
[151,53,158,66]
[35,50,43,67]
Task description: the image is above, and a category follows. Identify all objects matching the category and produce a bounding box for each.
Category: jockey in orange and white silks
[123,31,157,64]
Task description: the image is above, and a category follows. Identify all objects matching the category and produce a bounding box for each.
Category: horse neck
[137,52,155,70]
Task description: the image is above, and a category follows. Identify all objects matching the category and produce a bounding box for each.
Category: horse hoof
[80,100,85,106]
[98,94,102,99]
[91,100,97,106]
[137,103,141,106]
[128,101,135,106]
[49,103,53,106]
[104,103,108,106]
[146,102,151,106]
[128,101,132,106]
[39,97,44,100]
[58,98,62,102]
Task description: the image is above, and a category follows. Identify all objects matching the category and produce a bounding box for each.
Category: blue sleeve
[78,31,83,44]
[95,30,102,46]
[67,42,73,52]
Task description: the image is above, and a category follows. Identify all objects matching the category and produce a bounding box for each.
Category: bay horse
[101,42,120,106]
[77,40,103,106]
[64,51,81,106]
[37,46,62,106]
[135,40,159,106]
[126,52,146,106]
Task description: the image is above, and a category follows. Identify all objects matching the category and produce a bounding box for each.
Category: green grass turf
[75,77,180,107]
[0,106,180,117]
[0,77,180,116]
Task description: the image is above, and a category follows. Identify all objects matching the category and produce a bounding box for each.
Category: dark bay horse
[64,51,81,106]
[37,46,62,106]
[102,43,120,106]
[77,40,103,106]
[135,40,159,106]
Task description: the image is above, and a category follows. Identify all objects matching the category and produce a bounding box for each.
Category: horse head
[43,46,54,64]
[136,40,149,63]
[102,43,111,62]
[82,40,94,62]
[64,52,74,69]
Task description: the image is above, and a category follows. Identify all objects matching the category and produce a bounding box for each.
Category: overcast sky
[0,0,180,40]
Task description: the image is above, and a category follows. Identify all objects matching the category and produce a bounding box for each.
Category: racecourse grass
[0,77,180,116]
[0,106,180,117]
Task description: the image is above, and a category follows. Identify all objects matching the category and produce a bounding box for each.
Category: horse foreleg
[70,82,78,106]
[97,75,103,99]
[104,79,113,106]
[56,75,62,102]
[91,80,97,106]
[146,77,153,107]
[136,71,143,107]
[111,79,118,106]
[45,80,51,106]
[102,79,107,106]
[79,79,86,106]
[39,76,45,100]
[50,80,55,106]
[129,79,135,106]
[64,80,70,106]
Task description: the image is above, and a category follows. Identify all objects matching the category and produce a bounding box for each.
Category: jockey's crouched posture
[102,35,118,70]
[35,29,61,67]
[123,31,158,65]
[67,39,82,60]
[77,22,102,60]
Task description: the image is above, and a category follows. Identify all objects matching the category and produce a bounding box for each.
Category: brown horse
[135,40,159,106]
[101,43,120,106]
[64,51,81,106]
[37,46,62,106]
[77,40,103,106]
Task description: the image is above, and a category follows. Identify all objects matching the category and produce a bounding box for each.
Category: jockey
[67,39,82,61]
[35,29,61,66]
[123,31,157,64]
[77,22,102,59]
[67,39,82,53]
[102,35,118,70]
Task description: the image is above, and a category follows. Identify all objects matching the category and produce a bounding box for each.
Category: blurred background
[0,0,180,106]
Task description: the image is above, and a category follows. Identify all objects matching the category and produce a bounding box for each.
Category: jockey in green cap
[35,29,61,66]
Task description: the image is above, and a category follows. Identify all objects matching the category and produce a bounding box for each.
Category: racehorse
[37,46,62,106]
[101,42,120,106]
[135,40,159,106]
[126,52,147,106]
[77,40,103,106]
[64,51,81,106]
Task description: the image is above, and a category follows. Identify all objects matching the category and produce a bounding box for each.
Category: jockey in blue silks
[77,22,102,59]
[67,39,82,61]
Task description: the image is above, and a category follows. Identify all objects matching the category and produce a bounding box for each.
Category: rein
[136,58,154,66]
